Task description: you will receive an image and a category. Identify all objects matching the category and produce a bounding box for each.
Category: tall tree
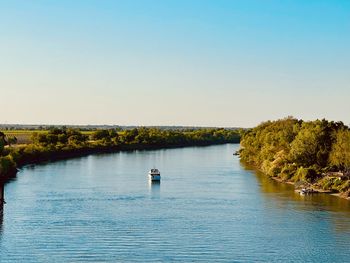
[329,129,350,173]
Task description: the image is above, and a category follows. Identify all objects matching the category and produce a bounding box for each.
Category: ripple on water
[1,144,350,262]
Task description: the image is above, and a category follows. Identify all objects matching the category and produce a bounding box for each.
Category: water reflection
[242,161,350,233]
[0,204,3,234]
[1,144,350,262]
[148,180,160,198]
[242,162,350,210]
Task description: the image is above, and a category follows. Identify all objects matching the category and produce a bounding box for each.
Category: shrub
[292,167,318,183]
[0,155,16,175]
[318,177,335,191]
[280,164,297,181]
[338,180,350,192]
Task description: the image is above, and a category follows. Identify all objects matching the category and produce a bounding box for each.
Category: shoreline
[270,175,350,201]
[238,117,350,202]
[1,141,236,184]
[241,160,350,201]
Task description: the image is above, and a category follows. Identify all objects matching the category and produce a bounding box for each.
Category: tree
[289,124,322,167]
[0,131,6,154]
[289,121,334,168]
[123,128,139,143]
[329,129,350,173]
[91,130,110,141]
[58,134,68,144]
[7,136,17,146]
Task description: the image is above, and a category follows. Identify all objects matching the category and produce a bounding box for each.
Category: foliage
[0,132,17,179]
[0,155,16,175]
[7,136,17,146]
[0,127,240,181]
[329,129,350,172]
[291,167,318,183]
[0,131,5,154]
[91,129,119,145]
[240,117,350,192]
[91,127,240,147]
[31,128,88,147]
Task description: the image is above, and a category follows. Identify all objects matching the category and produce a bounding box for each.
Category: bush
[280,164,297,181]
[91,130,110,141]
[292,167,318,183]
[0,155,16,175]
[338,180,350,192]
[239,117,350,192]
[318,177,335,191]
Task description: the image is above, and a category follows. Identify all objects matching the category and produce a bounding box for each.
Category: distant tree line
[240,117,350,194]
[27,127,240,147]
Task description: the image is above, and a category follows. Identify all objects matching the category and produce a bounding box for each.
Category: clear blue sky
[0,0,349,127]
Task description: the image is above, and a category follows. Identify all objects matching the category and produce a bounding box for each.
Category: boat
[148,168,161,181]
[299,188,315,195]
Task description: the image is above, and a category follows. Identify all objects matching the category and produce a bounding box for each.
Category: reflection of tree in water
[241,161,350,232]
[0,204,3,233]
[242,162,294,194]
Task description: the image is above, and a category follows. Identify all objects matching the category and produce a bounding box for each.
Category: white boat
[148,168,161,181]
[299,188,315,195]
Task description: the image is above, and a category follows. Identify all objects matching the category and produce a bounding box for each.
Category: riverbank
[270,176,350,200]
[3,143,350,262]
[239,117,350,201]
[1,141,238,183]
[0,127,241,183]
[241,160,350,201]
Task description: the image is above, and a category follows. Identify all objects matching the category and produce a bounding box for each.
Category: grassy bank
[239,117,350,199]
[0,127,241,183]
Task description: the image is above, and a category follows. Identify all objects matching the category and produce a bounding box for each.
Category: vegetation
[0,127,240,182]
[0,132,16,179]
[240,117,350,196]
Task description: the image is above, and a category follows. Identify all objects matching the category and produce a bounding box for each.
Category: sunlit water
[1,144,350,262]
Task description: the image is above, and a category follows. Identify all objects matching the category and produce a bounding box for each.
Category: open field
[1,130,97,144]
[2,130,46,144]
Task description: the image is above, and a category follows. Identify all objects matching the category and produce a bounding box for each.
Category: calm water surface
[1,144,350,262]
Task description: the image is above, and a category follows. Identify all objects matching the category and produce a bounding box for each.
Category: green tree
[329,129,350,172]
[289,123,323,167]
[7,136,17,146]
[91,130,110,141]
[123,128,139,143]
[0,131,6,154]
[58,134,68,144]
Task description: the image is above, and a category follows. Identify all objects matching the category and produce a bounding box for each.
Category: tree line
[240,117,350,194]
[28,127,240,147]
[0,127,240,182]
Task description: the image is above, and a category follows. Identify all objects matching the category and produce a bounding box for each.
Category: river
[1,144,350,262]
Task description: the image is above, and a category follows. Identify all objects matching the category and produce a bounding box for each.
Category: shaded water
[1,144,350,262]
